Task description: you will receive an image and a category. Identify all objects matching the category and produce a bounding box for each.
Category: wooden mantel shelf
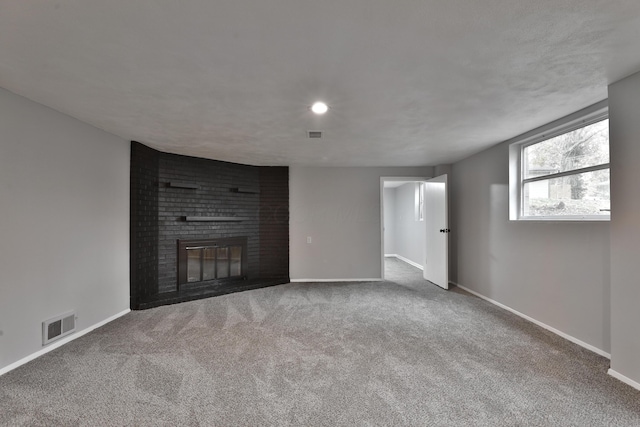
[167,182,199,189]
[230,187,260,194]
[183,216,250,222]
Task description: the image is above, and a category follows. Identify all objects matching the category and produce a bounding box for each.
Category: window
[415,182,425,221]
[511,104,610,220]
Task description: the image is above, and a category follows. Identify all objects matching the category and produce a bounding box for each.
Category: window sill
[513,216,610,222]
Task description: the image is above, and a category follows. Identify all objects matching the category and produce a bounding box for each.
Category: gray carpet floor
[1,258,639,426]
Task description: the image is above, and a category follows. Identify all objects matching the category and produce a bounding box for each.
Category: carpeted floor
[1,258,639,426]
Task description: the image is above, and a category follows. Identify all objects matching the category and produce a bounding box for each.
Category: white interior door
[423,174,449,289]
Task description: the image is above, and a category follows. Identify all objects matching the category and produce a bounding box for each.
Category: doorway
[380,176,449,288]
[381,177,427,280]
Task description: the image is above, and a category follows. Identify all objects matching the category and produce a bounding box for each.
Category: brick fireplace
[130,142,289,309]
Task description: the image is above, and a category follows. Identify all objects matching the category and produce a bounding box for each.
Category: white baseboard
[451,281,611,359]
[290,278,383,283]
[0,308,130,377]
[608,369,640,391]
[387,254,424,271]
[384,254,397,258]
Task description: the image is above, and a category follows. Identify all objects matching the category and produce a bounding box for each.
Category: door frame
[380,176,430,280]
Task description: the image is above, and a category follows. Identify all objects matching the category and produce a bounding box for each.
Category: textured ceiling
[1,1,640,166]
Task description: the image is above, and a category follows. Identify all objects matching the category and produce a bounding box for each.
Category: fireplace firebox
[177,237,247,289]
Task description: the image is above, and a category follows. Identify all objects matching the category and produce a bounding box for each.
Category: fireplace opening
[178,237,247,289]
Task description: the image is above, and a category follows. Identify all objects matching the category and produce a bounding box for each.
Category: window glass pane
[524,119,609,179]
[187,249,201,282]
[523,169,610,217]
[230,246,242,276]
[202,248,216,281]
[216,247,229,279]
[418,183,424,221]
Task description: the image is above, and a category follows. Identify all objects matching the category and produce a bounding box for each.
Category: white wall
[383,188,396,255]
[290,166,432,280]
[451,138,611,354]
[393,183,426,266]
[609,70,640,386]
[0,88,130,372]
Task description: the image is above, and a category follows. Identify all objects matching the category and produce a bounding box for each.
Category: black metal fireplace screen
[177,237,247,288]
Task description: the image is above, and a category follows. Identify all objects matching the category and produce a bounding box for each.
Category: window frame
[509,102,610,221]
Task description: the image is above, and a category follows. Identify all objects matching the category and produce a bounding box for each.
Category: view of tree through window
[522,119,610,217]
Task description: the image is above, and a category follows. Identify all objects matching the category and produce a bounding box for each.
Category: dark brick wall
[130,142,289,308]
[157,154,261,293]
[259,167,289,279]
[130,143,159,309]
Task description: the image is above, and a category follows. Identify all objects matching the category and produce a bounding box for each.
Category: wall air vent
[307,131,322,139]
[42,311,76,345]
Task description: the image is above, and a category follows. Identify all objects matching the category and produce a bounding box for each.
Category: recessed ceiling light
[311,101,329,115]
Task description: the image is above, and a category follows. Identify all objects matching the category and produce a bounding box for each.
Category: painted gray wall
[451,138,611,353]
[393,183,426,266]
[383,188,396,255]
[609,70,640,384]
[290,166,433,280]
[0,88,130,371]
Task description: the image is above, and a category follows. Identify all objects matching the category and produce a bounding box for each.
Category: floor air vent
[43,311,76,345]
[307,130,322,138]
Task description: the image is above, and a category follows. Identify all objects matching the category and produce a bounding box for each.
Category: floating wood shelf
[167,182,199,189]
[183,216,250,222]
[229,187,260,194]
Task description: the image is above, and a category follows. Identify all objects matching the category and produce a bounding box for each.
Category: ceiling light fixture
[311,101,329,115]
